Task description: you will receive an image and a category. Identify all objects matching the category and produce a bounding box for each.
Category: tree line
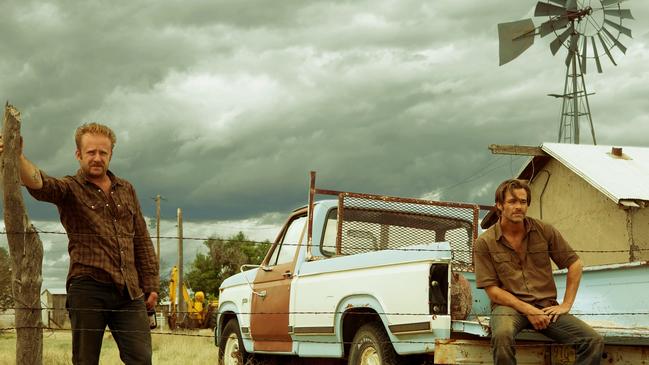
[161,232,271,302]
[0,233,270,306]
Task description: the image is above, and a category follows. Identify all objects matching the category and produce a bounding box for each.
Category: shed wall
[50,294,69,329]
[632,207,649,262]
[527,159,629,266]
[40,292,48,325]
[0,309,14,328]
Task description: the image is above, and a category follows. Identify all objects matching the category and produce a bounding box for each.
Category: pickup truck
[215,175,649,365]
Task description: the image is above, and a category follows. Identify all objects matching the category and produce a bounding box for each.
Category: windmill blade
[540,17,570,37]
[604,9,634,20]
[550,25,573,55]
[592,36,603,73]
[598,33,618,66]
[565,0,578,11]
[565,33,579,67]
[602,26,628,54]
[548,0,567,6]
[581,36,588,73]
[604,19,632,38]
[565,48,575,68]
[535,2,566,16]
[498,19,536,65]
[602,0,629,7]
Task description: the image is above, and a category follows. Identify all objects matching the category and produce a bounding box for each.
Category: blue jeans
[490,305,603,365]
[67,277,152,365]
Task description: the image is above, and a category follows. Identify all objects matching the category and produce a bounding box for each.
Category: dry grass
[0,330,391,364]
[0,329,217,365]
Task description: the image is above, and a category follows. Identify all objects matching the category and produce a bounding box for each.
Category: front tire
[218,318,248,365]
[348,322,399,365]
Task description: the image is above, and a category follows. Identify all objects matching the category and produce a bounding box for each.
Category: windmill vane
[498,0,634,145]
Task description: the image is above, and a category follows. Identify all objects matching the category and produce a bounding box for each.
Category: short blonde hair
[75,122,116,150]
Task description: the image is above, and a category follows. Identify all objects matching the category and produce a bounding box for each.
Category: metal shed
[41,288,69,329]
[483,143,649,266]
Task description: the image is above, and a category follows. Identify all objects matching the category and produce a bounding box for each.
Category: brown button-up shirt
[27,169,159,299]
[474,217,578,309]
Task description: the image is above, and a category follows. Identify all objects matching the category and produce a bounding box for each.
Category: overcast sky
[1,0,647,290]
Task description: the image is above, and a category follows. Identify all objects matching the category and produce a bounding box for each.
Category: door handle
[282,271,292,278]
[254,290,267,298]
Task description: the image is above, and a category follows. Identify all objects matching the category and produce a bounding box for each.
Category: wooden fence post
[2,103,44,365]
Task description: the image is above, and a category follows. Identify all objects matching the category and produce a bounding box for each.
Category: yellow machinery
[167,266,218,329]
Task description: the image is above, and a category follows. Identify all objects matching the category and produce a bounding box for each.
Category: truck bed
[452,318,649,346]
[455,260,649,346]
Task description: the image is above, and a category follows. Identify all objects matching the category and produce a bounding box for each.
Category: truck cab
[216,180,480,365]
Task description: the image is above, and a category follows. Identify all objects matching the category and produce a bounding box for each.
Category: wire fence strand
[0,325,612,349]
[2,229,648,255]
[2,306,648,317]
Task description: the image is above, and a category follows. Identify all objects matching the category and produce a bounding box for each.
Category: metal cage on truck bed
[306,171,481,271]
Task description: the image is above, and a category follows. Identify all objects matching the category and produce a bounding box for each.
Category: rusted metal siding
[250,269,293,352]
[434,339,649,364]
[250,210,306,353]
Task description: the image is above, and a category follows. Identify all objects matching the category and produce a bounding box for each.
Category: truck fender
[216,301,254,353]
[334,294,399,349]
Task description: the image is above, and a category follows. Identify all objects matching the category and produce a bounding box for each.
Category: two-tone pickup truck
[215,173,649,365]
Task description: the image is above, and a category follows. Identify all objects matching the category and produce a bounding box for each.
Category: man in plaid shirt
[2,123,159,364]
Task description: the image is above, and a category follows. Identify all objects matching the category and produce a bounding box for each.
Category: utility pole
[177,208,185,316]
[154,195,162,265]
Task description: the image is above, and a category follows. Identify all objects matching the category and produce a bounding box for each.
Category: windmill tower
[498,0,634,144]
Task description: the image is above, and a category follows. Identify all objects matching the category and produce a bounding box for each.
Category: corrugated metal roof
[541,143,649,204]
[41,288,67,295]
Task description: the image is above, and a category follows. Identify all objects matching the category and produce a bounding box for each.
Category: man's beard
[84,163,106,177]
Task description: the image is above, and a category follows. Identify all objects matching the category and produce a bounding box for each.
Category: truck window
[321,206,476,263]
[268,215,306,266]
[321,209,337,255]
[321,208,438,255]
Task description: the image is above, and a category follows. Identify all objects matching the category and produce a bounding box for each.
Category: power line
[436,156,511,194]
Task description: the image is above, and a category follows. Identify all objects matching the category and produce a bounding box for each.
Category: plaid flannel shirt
[28,169,159,299]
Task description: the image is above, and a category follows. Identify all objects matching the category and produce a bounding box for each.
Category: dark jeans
[490,305,604,365]
[67,277,152,365]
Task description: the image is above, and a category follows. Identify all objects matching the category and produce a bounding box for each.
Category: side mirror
[240,264,260,272]
[239,264,267,298]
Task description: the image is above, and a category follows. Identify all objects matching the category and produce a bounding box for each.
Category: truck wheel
[218,318,248,365]
[348,322,399,365]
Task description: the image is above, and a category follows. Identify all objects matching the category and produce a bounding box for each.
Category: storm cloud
[1,0,647,288]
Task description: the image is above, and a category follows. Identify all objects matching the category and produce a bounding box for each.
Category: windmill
[498,0,634,144]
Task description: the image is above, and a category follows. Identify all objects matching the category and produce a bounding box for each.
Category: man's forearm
[19,155,43,189]
[485,286,537,314]
[562,259,583,309]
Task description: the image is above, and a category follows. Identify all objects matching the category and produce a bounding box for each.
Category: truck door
[250,210,306,352]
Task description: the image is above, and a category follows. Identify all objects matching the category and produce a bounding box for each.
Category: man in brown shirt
[474,179,603,365]
[2,123,159,364]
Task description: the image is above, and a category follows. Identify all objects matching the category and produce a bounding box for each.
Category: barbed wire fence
[0,228,647,353]
[0,324,625,350]
[2,228,649,254]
